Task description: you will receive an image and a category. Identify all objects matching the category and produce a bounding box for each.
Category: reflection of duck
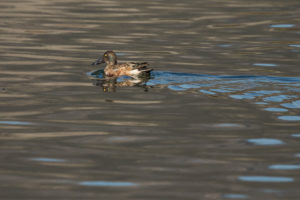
[90,70,151,92]
[92,50,153,78]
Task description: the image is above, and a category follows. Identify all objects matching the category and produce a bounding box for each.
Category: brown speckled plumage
[92,51,152,77]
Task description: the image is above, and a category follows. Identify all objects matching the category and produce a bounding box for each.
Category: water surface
[0,0,300,199]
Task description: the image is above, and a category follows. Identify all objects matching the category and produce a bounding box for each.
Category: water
[0,121,33,125]
[269,164,300,170]
[223,193,248,199]
[246,138,285,146]
[238,176,294,183]
[30,158,66,163]
[79,181,137,187]
[0,0,300,199]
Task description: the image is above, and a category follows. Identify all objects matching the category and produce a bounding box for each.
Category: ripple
[223,194,248,199]
[290,49,300,53]
[79,181,137,187]
[30,157,65,162]
[264,107,288,112]
[0,121,33,125]
[263,95,297,102]
[218,44,232,48]
[89,71,300,90]
[179,83,204,89]
[230,94,256,100]
[238,176,294,182]
[278,116,300,121]
[211,88,232,93]
[213,123,244,128]
[291,134,300,137]
[253,63,278,67]
[87,71,300,117]
[247,138,284,146]
[253,90,281,95]
[269,164,300,170]
[168,85,186,91]
[87,70,300,90]
[255,102,268,105]
[199,90,216,95]
[231,90,280,100]
[289,44,300,48]
[262,189,281,194]
[270,24,295,28]
[281,100,300,109]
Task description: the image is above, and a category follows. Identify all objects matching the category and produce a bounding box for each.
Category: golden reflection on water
[0,111,41,118]
[0,126,30,130]
[0,131,109,140]
[2,53,85,61]
[47,120,157,127]
[0,93,31,98]
[0,61,51,65]
[30,82,91,87]
[0,71,71,76]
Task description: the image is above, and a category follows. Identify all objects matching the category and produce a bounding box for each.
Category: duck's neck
[107,59,117,65]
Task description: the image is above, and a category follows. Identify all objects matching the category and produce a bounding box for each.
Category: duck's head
[92,51,117,65]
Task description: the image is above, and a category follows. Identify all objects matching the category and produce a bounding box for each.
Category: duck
[92,51,153,77]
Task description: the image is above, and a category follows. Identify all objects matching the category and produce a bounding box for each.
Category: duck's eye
[104,54,107,57]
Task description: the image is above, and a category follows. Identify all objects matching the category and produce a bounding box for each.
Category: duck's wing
[130,62,153,72]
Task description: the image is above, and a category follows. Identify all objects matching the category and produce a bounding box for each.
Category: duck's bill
[91,58,104,65]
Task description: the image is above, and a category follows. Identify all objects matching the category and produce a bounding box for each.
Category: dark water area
[0,0,300,199]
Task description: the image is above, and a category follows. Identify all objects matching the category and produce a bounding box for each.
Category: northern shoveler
[92,51,153,77]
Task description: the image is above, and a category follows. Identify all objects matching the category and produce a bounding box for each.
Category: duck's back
[105,62,152,77]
